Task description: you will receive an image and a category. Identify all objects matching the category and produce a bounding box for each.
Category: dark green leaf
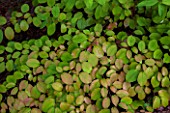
[0,29,3,43]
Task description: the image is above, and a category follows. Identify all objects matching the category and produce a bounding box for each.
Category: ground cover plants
[1,0,170,112]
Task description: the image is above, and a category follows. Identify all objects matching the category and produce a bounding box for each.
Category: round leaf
[5,27,14,40]
[21,4,29,13]
[26,59,40,68]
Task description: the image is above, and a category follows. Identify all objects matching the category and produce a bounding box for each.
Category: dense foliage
[1,0,170,112]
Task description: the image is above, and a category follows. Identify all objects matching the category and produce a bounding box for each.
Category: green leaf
[160,36,170,45]
[91,88,101,100]
[52,5,60,18]
[79,72,92,84]
[126,69,139,82]
[61,52,73,62]
[99,109,110,113]
[127,35,136,47]
[138,40,145,52]
[31,86,41,99]
[6,60,14,72]
[39,51,48,59]
[77,18,87,30]
[137,72,147,86]
[95,6,102,19]
[161,76,170,87]
[163,53,170,63]
[42,98,55,112]
[112,5,122,15]
[61,23,67,33]
[106,45,117,56]
[162,0,170,6]
[14,42,23,50]
[5,27,14,40]
[151,76,160,88]
[0,62,5,73]
[0,16,7,25]
[137,17,147,26]
[0,29,3,43]
[116,48,129,64]
[38,0,46,3]
[88,54,98,67]
[137,0,158,7]
[158,3,167,17]
[82,62,92,73]
[153,96,161,109]
[72,33,87,43]
[47,0,55,7]
[20,20,29,32]
[33,17,42,27]
[148,39,159,51]
[117,32,127,40]
[0,85,7,93]
[14,23,21,33]
[84,0,93,9]
[26,59,40,68]
[47,23,56,36]
[96,0,106,5]
[93,45,104,58]
[153,49,163,60]
[21,4,29,13]
[121,96,133,105]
